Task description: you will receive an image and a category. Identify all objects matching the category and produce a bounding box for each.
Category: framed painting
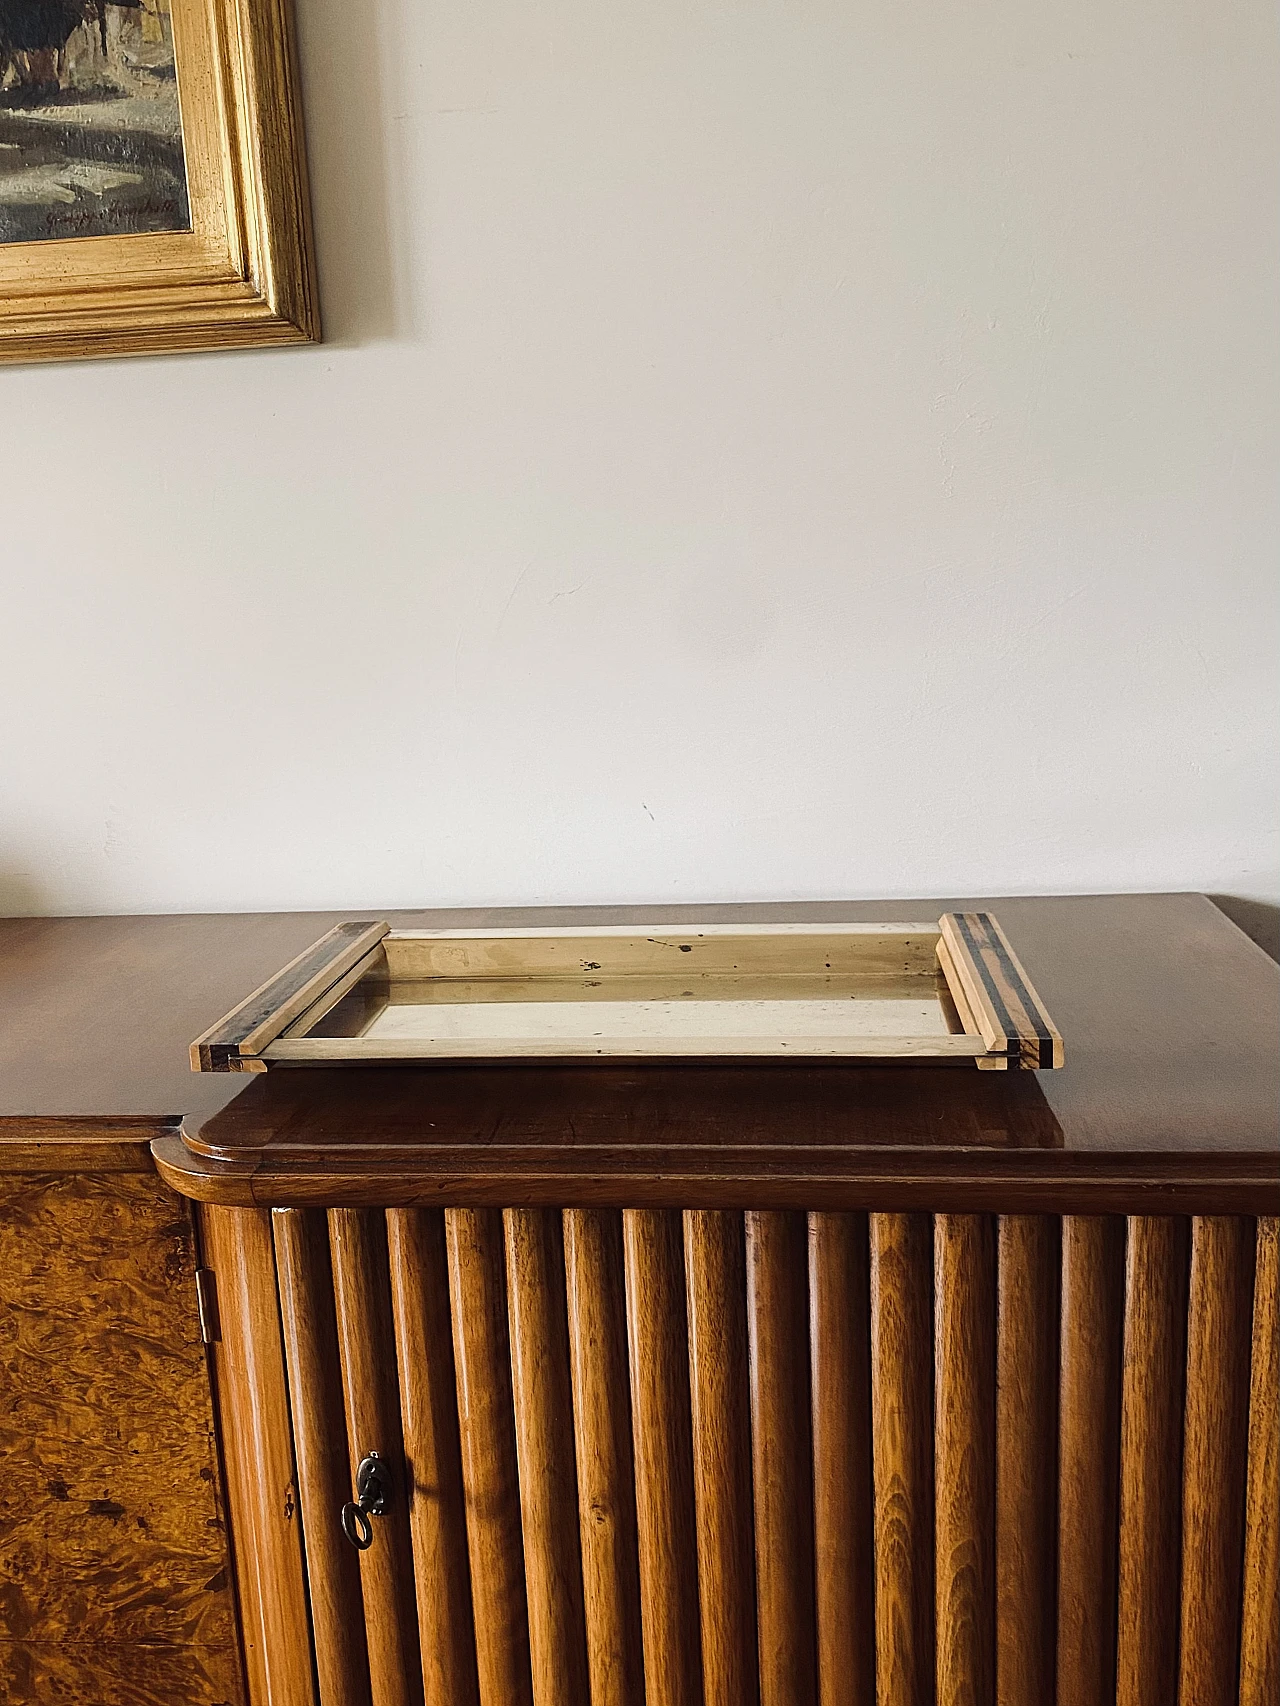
[0,0,316,361]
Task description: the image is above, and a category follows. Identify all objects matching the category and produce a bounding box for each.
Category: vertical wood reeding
[1239,1217,1279,1706]
[445,1208,534,1706]
[622,1209,703,1706]
[385,1208,479,1706]
[1178,1216,1255,1706]
[746,1209,817,1706]
[684,1210,758,1706]
[1115,1216,1189,1706]
[328,1209,424,1706]
[504,1209,590,1706]
[273,1208,371,1706]
[995,1216,1058,1706]
[563,1209,645,1706]
[201,1205,316,1706]
[934,1215,995,1706]
[809,1212,875,1706]
[1057,1215,1124,1706]
[870,1212,934,1706]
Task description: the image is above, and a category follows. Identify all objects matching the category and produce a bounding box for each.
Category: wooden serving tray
[190,913,1063,1074]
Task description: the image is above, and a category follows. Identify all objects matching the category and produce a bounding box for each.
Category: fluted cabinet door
[204,1206,1271,1706]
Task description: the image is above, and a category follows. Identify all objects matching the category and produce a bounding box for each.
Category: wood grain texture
[445,1208,534,1706]
[272,1209,371,1706]
[1240,1217,1280,1706]
[0,1639,246,1705]
[0,1118,162,1172]
[938,913,1064,1069]
[808,1212,875,1706]
[684,1210,758,1706]
[328,1209,424,1706]
[562,1209,645,1706]
[622,1209,703,1706]
[503,1210,590,1706]
[385,1209,479,1706]
[1177,1217,1255,1706]
[1056,1215,1124,1706]
[934,1216,995,1706]
[869,1212,935,1706]
[192,924,387,1071]
[202,1205,314,1706]
[746,1210,817,1706]
[994,1216,1058,1706]
[5,894,1275,1140]
[1115,1216,1189,1706]
[0,1172,241,1698]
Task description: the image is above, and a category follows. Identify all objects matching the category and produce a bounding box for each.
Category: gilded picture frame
[0,0,316,362]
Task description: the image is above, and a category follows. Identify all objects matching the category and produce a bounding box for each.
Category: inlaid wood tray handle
[937,913,1064,1069]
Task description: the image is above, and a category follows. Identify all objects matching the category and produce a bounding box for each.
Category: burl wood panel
[0,1170,243,1703]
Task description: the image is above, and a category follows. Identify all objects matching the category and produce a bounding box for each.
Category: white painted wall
[1,0,1276,916]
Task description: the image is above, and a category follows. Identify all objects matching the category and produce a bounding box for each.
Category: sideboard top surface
[3,896,1276,1196]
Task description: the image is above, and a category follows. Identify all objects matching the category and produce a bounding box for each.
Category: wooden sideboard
[2,896,1278,1706]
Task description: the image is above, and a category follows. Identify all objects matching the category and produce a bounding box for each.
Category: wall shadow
[291,0,399,345]
[1211,896,1280,964]
[0,869,53,917]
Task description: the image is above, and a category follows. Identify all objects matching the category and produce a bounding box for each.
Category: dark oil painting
[0,0,189,244]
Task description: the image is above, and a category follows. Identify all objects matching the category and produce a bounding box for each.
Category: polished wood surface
[445,1209,533,1706]
[1115,1216,1188,1706]
[503,1210,590,1706]
[684,1210,758,1706]
[808,1213,875,1706]
[869,1212,934,1706]
[273,1209,372,1706]
[933,1215,995,1706]
[385,1209,478,1706]
[562,1210,645,1706]
[1178,1217,1254,1706]
[201,1205,315,1706]
[622,1210,703,1706]
[3,895,1273,1143]
[5,898,1276,1706]
[0,1167,242,1704]
[993,1216,1057,1706]
[746,1211,817,1706]
[1056,1216,1124,1706]
[328,1209,423,1706]
[1240,1217,1280,1706]
[165,894,1278,1212]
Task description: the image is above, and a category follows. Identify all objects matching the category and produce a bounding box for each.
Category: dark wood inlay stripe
[952,914,1058,1069]
[191,922,388,1070]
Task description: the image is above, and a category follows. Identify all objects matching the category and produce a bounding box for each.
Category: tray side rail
[191,922,390,1072]
[938,913,1064,1070]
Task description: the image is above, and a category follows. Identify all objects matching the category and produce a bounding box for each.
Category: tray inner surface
[268,925,982,1060]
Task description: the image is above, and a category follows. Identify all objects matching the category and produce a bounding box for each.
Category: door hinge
[195,1267,221,1344]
